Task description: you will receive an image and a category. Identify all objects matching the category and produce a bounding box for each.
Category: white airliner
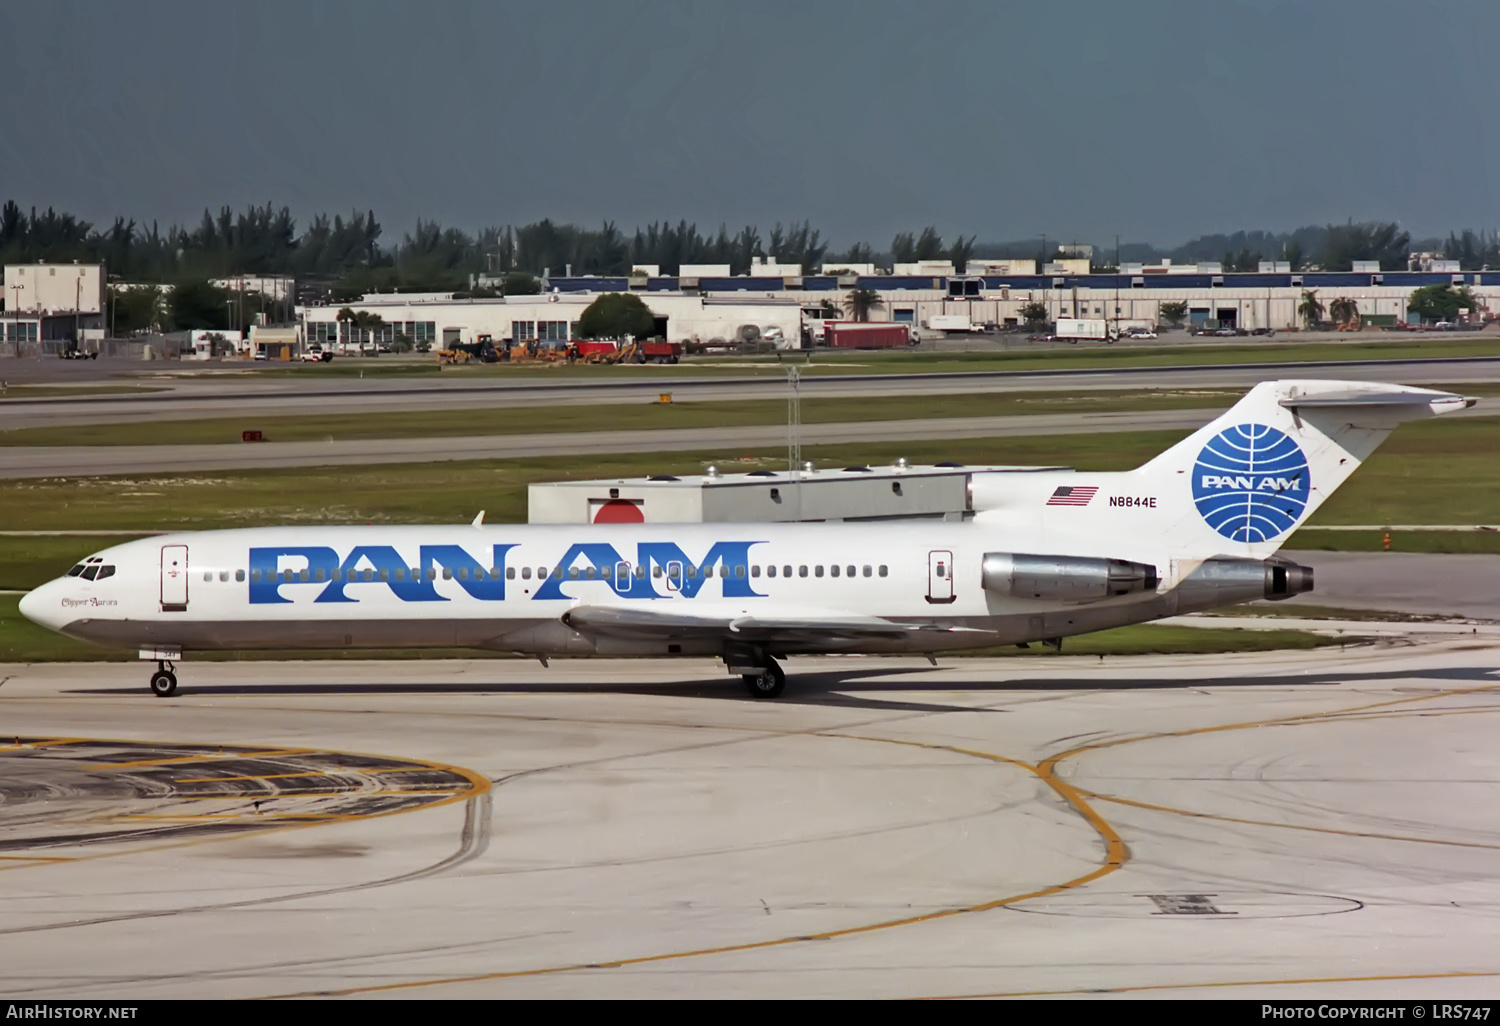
[20,379,1473,699]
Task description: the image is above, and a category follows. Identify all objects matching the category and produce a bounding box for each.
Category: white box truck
[924,314,980,333]
[1054,318,1116,341]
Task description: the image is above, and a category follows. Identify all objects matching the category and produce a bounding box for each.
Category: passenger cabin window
[250,569,262,582]
[510,567,519,580]
[394,568,407,581]
[815,565,824,578]
[847,565,855,577]
[203,571,213,582]
[830,565,840,577]
[766,565,776,577]
[443,567,454,580]
[751,565,761,578]
[879,565,888,577]
[863,565,872,577]
[798,565,807,577]
[235,570,245,582]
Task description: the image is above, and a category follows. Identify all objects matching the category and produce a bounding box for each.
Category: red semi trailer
[823,321,915,348]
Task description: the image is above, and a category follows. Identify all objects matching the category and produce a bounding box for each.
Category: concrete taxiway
[0,401,1491,480]
[2,637,1499,999]
[3,354,1498,433]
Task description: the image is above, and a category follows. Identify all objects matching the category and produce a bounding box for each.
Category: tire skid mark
[0,736,488,868]
[264,730,1130,999]
[920,680,1500,1000]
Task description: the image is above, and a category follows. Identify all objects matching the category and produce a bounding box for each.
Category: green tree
[1298,290,1325,329]
[1329,296,1360,327]
[1020,301,1049,328]
[110,285,164,333]
[502,272,541,295]
[167,279,230,331]
[843,287,882,322]
[577,292,655,339]
[1282,239,1305,272]
[1159,301,1188,327]
[1407,284,1477,323]
[947,234,976,273]
[353,310,385,347]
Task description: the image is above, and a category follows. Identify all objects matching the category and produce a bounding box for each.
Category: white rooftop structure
[528,462,1068,525]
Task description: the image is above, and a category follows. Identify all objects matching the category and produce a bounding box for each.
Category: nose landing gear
[149,661,178,697]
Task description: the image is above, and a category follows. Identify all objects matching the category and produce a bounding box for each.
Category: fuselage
[19,520,1229,659]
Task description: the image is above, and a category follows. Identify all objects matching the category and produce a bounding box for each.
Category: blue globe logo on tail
[1192,424,1311,542]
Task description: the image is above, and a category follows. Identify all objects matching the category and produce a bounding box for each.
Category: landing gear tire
[150,666,178,697]
[743,661,786,699]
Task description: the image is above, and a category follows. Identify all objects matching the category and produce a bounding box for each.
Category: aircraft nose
[18,581,64,631]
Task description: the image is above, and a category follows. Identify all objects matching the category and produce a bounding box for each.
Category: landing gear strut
[742,658,786,700]
[149,661,178,698]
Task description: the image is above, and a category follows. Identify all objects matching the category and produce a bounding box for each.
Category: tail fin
[1135,379,1473,558]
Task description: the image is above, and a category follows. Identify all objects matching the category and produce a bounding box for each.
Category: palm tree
[843,287,882,322]
[1329,296,1360,329]
[1297,290,1325,330]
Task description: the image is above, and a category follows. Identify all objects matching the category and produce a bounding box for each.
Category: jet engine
[982,553,1159,603]
[1177,556,1315,604]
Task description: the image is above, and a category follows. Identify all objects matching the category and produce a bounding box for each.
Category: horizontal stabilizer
[1279,388,1475,416]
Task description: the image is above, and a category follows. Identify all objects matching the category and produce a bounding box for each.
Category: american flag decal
[1047,485,1098,507]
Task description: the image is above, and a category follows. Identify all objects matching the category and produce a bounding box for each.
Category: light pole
[8,283,23,350]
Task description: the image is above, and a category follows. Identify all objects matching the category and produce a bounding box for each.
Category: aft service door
[160,544,189,611]
[927,550,955,604]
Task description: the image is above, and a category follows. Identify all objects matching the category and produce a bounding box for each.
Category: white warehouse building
[299,291,804,350]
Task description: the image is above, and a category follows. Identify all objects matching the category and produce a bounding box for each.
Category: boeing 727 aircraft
[19,379,1474,698]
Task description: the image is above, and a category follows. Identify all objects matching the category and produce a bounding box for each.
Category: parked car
[1250,327,1276,337]
[1123,328,1157,339]
[299,347,334,362]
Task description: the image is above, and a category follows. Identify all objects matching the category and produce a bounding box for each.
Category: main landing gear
[742,658,786,700]
[149,661,178,698]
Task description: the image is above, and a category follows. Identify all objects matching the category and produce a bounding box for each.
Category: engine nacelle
[982,552,1159,603]
[1176,556,1315,605]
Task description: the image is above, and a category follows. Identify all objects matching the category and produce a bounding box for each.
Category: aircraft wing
[561,604,987,642]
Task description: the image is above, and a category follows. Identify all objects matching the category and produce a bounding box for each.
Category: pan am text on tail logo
[1192,423,1310,543]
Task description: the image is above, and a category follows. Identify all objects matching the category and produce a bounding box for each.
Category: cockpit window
[96,566,115,581]
[81,565,100,580]
[67,565,85,577]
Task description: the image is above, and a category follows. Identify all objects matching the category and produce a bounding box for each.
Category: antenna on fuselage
[472,510,485,527]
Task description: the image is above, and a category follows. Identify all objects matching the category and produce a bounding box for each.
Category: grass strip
[0,388,1243,447]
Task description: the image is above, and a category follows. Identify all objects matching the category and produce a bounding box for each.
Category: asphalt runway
[3,354,1499,432]
[1282,551,1500,620]
[2,637,1499,998]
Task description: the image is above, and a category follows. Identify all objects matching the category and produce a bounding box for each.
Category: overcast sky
[3,0,1496,248]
